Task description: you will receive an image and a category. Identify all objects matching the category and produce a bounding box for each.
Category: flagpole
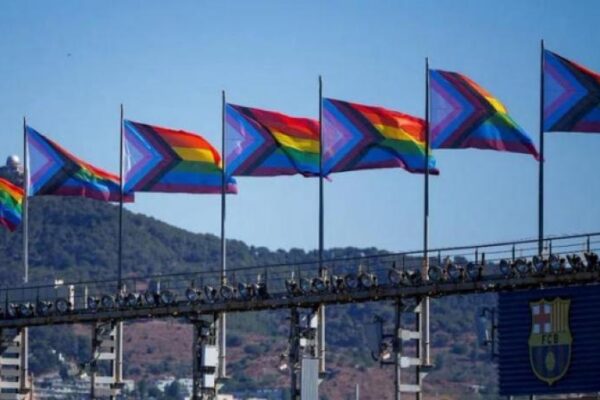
[538,40,545,256]
[218,90,227,380]
[422,56,431,379]
[318,75,326,375]
[118,104,124,291]
[22,117,29,391]
[116,104,125,388]
[22,117,28,286]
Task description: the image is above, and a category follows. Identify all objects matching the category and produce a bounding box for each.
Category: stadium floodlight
[101,294,115,309]
[237,283,252,300]
[331,275,346,293]
[285,279,299,296]
[428,265,444,283]
[219,285,235,301]
[567,254,583,271]
[584,252,599,270]
[344,273,360,290]
[18,303,34,318]
[466,262,481,281]
[358,272,376,289]
[549,255,562,274]
[126,293,140,308]
[143,290,159,306]
[87,296,99,311]
[36,301,52,316]
[277,353,289,372]
[311,277,328,293]
[7,304,18,319]
[160,290,176,305]
[186,287,200,303]
[204,286,218,303]
[406,270,422,286]
[257,282,268,299]
[55,298,71,314]
[379,342,393,362]
[388,268,403,286]
[499,260,511,277]
[299,278,312,294]
[446,263,464,281]
[532,256,546,274]
[115,293,127,308]
[514,259,529,276]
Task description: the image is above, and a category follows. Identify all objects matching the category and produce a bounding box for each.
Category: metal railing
[1,232,599,327]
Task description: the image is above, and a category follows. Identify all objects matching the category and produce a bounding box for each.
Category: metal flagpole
[317,75,326,375]
[22,117,29,391]
[422,57,431,366]
[415,57,432,400]
[22,118,29,285]
[118,104,124,291]
[538,40,545,256]
[218,90,227,380]
[116,105,125,391]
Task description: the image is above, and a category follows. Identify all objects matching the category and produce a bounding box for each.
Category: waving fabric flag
[543,50,600,133]
[0,178,23,232]
[26,126,131,202]
[430,70,539,159]
[124,120,236,194]
[225,104,320,177]
[322,98,438,175]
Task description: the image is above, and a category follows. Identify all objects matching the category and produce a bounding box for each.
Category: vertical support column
[289,308,300,400]
[0,328,30,400]
[289,308,320,400]
[19,328,28,396]
[91,321,123,399]
[394,300,402,400]
[192,317,218,400]
[415,299,423,400]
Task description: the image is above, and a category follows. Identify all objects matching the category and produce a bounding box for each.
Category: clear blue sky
[1,0,599,253]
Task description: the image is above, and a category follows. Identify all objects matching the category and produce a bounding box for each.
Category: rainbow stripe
[0,178,23,232]
[323,98,437,175]
[26,126,132,202]
[544,49,600,133]
[430,70,539,159]
[225,104,320,177]
[124,121,236,194]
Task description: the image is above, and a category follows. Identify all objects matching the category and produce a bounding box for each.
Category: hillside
[0,197,497,399]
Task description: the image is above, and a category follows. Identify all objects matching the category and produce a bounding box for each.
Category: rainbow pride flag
[544,49,600,133]
[124,120,236,194]
[322,98,438,175]
[0,177,23,232]
[26,126,132,202]
[225,104,320,177]
[430,70,539,159]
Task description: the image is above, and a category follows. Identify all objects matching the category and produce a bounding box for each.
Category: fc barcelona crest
[529,298,572,385]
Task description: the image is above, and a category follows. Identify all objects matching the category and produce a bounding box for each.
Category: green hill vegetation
[0,197,497,399]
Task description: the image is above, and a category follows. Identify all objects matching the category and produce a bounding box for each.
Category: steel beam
[1,271,599,329]
[91,321,123,399]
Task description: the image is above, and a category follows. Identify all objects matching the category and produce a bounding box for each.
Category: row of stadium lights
[4,252,599,319]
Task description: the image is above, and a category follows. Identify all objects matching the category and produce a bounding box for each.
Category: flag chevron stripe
[124,120,236,194]
[229,106,279,174]
[124,121,183,191]
[26,126,131,202]
[324,100,386,172]
[544,49,600,133]
[430,70,540,159]
[440,72,498,148]
[225,104,319,177]
[236,106,312,175]
[322,98,437,175]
